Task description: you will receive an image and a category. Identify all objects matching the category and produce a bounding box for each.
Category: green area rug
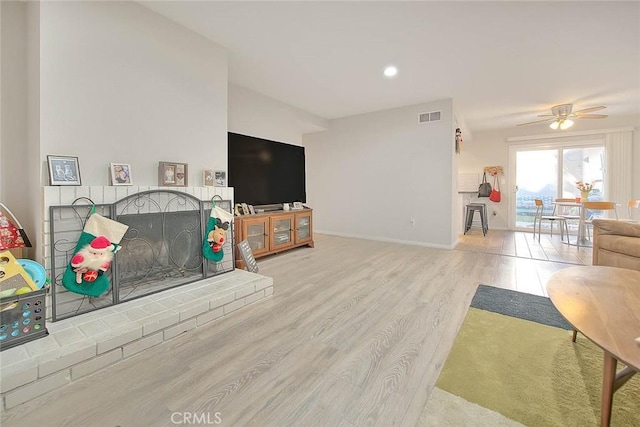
[433,285,640,426]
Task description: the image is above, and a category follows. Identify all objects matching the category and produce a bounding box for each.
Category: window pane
[515,149,558,229]
[562,147,605,200]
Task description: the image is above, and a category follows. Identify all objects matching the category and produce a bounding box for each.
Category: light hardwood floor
[0,230,590,426]
[456,228,593,267]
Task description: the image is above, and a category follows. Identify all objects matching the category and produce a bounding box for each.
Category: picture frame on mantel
[214,170,226,187]
[159,161,188,187]
[110,163,132,186]
[203,169,215,187]
[47,155,82,186]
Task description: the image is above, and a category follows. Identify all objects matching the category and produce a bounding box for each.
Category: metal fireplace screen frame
[49,190,234,321]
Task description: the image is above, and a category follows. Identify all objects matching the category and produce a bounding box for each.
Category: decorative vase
[581,191,590,202]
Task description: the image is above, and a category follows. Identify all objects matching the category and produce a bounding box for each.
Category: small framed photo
[293,201,303,210]
[214,170,226,187]
[159,162,188,187]
[203,169,215,187]
[110,163,132,186]
[248,205,255,215]
[47,155,81,186]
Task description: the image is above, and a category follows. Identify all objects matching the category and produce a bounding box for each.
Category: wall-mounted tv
[228,132,306,207]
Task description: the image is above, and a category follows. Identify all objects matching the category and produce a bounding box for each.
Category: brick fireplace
[0,186,273,411]
[46,188,235,321]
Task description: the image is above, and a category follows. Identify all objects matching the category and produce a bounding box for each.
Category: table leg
[577,206,589,247]
[614,366,637,392]
[601,352,617,427]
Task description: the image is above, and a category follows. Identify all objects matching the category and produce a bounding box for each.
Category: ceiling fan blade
[575,114,608,119]
[537,114,556,117]
[572,106,606,114]
[517,118,552,127]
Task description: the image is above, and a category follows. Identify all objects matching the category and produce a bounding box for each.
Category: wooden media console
[234,208,313,269]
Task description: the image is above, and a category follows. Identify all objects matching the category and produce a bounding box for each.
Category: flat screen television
[228,132,306,207]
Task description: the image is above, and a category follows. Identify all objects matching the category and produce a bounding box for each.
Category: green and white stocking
[202,206,234,263]
[62,212,129,297]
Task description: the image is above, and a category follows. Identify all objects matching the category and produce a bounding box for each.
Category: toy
[0,251,39,296]
[207,219,229,253]
[0,203,32,251]
[70,236,114,284]
[17,259,47,289]
[202,199,234,263]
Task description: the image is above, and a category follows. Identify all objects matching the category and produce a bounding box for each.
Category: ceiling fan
[517,104,608,130]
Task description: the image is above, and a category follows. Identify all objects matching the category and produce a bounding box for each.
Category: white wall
[39,1,229,186]
[1,1,28,213]
[457,130,509,230]
[26,1,41,260]
[304,99,456,248]
[459,115,640,230]
[228,83,327,146]
[0,1,40,258]
[634,128,640,197]
[1,1,229,255]
[0,1,3,199]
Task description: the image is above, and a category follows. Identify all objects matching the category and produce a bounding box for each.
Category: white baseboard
[314,230,456,250]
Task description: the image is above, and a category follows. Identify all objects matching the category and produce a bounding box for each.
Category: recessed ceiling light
[384,66,398,78]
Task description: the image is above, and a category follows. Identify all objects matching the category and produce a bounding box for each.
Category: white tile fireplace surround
[0,186,274,411]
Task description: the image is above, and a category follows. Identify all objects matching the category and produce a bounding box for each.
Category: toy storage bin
[0,288,48,351]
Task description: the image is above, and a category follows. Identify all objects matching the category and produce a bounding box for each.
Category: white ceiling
[140,1,640,133]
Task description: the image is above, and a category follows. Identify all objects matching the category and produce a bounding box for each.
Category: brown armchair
[592,219,640,271]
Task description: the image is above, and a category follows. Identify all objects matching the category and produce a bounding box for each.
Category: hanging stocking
[202,203,234,263]
[62,209,129,297]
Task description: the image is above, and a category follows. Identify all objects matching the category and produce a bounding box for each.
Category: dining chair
[578,201,619,248]
[533,199,567,242]
[628,199,640,221]
[554,198,581,236]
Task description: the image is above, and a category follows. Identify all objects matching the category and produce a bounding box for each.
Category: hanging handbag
[489,174,501,202]
[478,172,492,197]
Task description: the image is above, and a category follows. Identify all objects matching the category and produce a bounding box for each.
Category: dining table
[552,200,592,247]
[547,266,640,426]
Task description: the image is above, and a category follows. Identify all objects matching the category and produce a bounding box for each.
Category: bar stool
[465,203,488,236]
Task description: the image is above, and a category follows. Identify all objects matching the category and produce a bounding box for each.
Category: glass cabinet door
[295,212,312,244]
[271,215,294,250]
[244,218,269,256]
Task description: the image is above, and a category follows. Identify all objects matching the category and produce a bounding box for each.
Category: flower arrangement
[576,181,593,193]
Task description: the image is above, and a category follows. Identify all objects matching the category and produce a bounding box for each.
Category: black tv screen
[228,132,306,206]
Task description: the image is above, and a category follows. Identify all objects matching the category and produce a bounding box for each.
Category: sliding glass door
[513,149,558,229]
[509,141,605,231]
[562,146,605,198]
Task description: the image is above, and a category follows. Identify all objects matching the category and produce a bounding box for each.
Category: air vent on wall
[419,111,442,123]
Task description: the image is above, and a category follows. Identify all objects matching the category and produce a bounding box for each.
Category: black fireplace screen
[49,191,234,321]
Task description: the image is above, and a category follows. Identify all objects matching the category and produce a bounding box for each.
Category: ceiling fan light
[549,120,560,130]
[383,66,398,78]
[560,119,574,130]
